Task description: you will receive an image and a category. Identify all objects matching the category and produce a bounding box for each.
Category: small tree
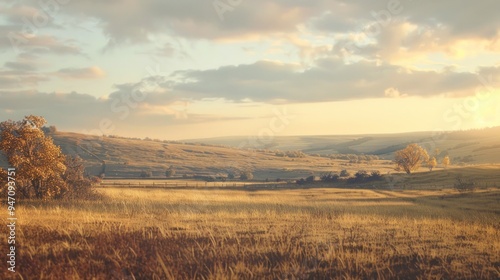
[165,165,175,178]
[354,170,369,182]
[427,157,437,171]
[339,169,350,177]
[240,170,254,180]
[442,156,450,168]
[62,155,98,199]
[140,170,152,178]
[454,175,475,193]
[321,173,339,183]
[370,170,382,181]
[305,175,315,183]
[394,144,429,174]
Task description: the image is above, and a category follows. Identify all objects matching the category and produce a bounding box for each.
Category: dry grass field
[3,185,499,279]
[47,131,397,179]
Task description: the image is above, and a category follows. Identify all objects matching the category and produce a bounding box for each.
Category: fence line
[97,182,289,189]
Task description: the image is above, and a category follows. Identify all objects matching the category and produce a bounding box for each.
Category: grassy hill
[1,127,499,180]
[185,127,500,164]
[44,132,395,179]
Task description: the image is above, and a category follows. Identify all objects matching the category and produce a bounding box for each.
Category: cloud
[384,87,407,98]
[0,69,48,89]
[0,89,247,134]
[0,5,82,56]
[7,0,318,44]
[338,20,500,64]
[4,61,37,71]
[55,66,106,80]
[0,27,82,55]
[162,59,485,103]
[4,0,499,62]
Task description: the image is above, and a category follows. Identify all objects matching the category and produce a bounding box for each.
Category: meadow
[3,185,499,279]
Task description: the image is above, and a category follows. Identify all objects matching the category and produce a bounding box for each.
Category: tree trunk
[33,179,43,199]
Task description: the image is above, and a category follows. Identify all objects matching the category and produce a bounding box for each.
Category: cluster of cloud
[167,59,500,103]
[0,0,499,131]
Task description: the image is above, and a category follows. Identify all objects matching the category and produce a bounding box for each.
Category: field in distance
[7,186,500,279]
[98,164,500,191]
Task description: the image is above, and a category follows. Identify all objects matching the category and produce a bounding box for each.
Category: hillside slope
[1,127,499,179]
[46,132,386,179]
[185,127,500,164]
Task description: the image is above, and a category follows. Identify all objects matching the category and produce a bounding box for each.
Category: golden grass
[46,131,399,179]
[3,187,500,279]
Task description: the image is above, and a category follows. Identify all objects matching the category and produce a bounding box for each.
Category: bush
[240,170,254,180]
[140,171,152,178]
[296,178,306,185]
[454,175,476,193]
[165,166,175,178]
[305,175,315,183]
[370,171,382,181]
[321,173,339,183]
[296,176,315,185]
[61,156,102,200]
[347,170,383,184]
[90,176,102,185]
[340,169,350,177]
[354,170,369,182]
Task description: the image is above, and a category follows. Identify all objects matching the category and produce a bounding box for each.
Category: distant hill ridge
[183,127,500,161]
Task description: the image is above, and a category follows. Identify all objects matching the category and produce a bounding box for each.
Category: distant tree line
[296,169,383,185]
[274,150,306,158]
[329,154,380,162]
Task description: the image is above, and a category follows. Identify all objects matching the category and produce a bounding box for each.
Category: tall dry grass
[2,187,499,279]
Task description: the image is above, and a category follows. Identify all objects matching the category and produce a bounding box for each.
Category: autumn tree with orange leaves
[394,144,429,174]
[0,115,96,199]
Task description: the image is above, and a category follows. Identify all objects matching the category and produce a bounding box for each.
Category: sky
[0,0,499,140]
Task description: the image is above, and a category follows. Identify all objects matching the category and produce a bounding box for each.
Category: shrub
[240,170,254,180]
[354,170,369,182]
[296,178,306,185]
[454,175,476,193]
[165,166,175,178]
[140,171,152,178]
[321,173,340,183]
[340,169,350,177]
[370,171,382,181]
[296,176,315,185]
[90,176,102,185]
[305,175,315,183]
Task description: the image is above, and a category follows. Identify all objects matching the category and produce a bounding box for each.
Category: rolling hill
[184,127,500,164]
[1,127,499,179]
